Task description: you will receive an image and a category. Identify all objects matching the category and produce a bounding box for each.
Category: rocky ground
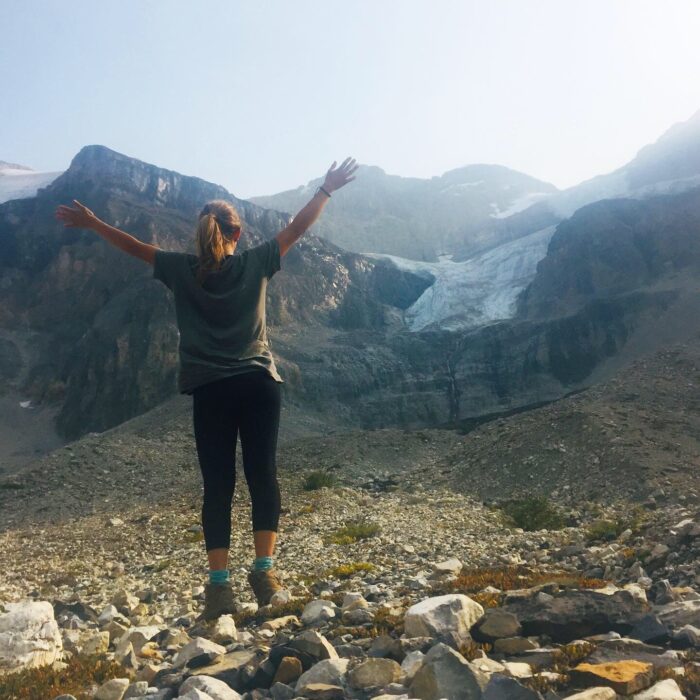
[1,342,700,698]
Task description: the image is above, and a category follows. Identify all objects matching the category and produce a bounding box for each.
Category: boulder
[272,656,303,685]
[288,630,338,660]
[178,674,242,700]
[656,599,700,629]
[409,642,488,700]
[0,601,62,672]
[471,609,522,642]
[347,658,402,688]
[173,638,226,669]
[634,678,686,699]
[95,677,130,700]
[482,674,543,699]
[570,660,654,695]
[295,658,349,695]
[503,590,648,642]
[301,600,336,625]
[404,594,484,640]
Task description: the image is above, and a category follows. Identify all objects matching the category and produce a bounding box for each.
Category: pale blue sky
[2,1,700,198]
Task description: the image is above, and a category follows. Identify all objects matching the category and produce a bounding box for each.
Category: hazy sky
[2,1,700,198]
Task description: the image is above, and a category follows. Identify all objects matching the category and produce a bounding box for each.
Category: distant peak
[0,160,35,173]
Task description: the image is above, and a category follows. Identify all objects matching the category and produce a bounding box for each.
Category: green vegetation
[500,496,567,531]
[326,561,375,578]
[443,566,607,598]
[585,506,646,543]
[302,470,337,491]
[325,521,381,545]
[0,653,126,700]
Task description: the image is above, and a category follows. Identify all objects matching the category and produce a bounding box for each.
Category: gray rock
[123,681,149,698]
[656,599,700,629]
[95,678,130,700]
[482,674,543,699]
[492,637,538,654]
[269,682,295,700]
[409,642,488,700]
[288,630,338,660]
[301,600,336,626]
[295,658,349,695]
[347,658,402,688]
[503,589,648,643]
[173,638,227,668]
[471,609,522,642]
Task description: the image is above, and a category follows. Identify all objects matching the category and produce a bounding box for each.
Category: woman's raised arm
[275,158,358,257]
[54,199,159,265]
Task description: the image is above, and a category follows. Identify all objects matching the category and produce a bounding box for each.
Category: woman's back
[153,237,283,393]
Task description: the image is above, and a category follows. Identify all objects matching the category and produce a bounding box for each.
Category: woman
[55,157,358,620]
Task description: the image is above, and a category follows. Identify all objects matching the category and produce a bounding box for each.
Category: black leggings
[192,369,281,551]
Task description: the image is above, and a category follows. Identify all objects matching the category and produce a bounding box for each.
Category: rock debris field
[1,346,700,698]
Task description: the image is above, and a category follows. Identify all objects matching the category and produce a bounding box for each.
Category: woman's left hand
[55,199,100,229]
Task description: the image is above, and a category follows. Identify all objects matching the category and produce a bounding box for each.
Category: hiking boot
[197,582,237,621]
[247,568,283,606]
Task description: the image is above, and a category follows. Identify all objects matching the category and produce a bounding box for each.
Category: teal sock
[209,568,230,585]
[253,556,274,571]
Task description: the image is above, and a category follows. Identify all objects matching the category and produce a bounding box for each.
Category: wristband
[318,186,332,198]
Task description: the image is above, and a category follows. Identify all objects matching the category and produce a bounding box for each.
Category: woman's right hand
[54,199,100,229]
[322,157,359,194]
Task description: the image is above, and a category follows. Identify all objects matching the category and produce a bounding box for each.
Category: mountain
[361,110,700,332]
[251,164,558,262]
[0,145,430,444]
[3,140,700,471]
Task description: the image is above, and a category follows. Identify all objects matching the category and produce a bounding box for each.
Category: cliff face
[518,187,700,320]
[0,146,429,439]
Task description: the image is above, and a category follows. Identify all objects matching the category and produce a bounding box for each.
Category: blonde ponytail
[195,200,242,284]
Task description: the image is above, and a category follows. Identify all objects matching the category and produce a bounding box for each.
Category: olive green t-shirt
[153,237,283,394]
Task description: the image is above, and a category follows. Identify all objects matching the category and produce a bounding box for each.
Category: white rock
[433,557,462,575]
[173,637,226,668]
[179,690,215,700]
[404,594,484,639]
[301,599,336,625]
[179,674,242,700]
[563,688,617,699]
[400,650,424,681]
[503,661,533,678]
[623,583,648,604]
[210,615,238,643]
[83,630,110,654]
[341,592,365,610]
[98,604,119,624]
[634,678,686,699]
[295,658,349,694]
[270,589,292,606]
[0,601,62,672]
[95,677,130,700]
[115,625,161,656]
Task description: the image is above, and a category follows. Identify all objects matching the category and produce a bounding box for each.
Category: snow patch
[489,191,553,219]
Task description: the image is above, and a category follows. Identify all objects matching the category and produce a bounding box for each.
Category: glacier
[369,225,556,332]
[0,166,63,204]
